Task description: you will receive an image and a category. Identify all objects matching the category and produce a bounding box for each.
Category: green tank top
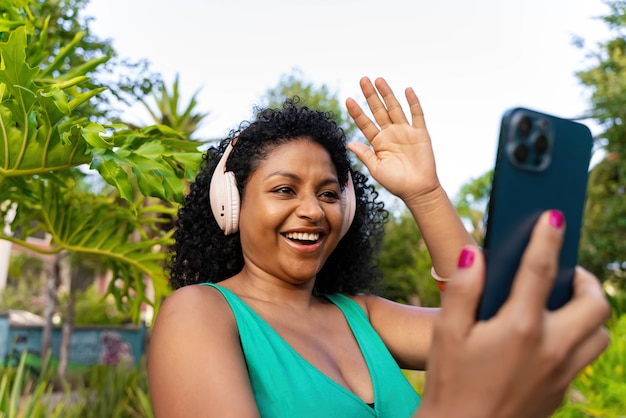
[203,283,421,417]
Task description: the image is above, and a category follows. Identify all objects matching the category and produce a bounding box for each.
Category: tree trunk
[41,252,62,370]
[58,254,74,379]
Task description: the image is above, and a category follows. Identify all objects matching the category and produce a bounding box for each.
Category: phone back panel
[478,108,593,320]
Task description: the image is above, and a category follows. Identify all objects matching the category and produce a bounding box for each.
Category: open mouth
[283,232,321,245]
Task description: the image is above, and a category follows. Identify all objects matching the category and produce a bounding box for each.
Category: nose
[296,192,325,223]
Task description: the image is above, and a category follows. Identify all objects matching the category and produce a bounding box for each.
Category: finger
[359,76,393,129]
[551,266,612,351]
[438,246,483,335]
[405,87,427,130]
[505,210,565,317]
[561,325,610,384]
[347,141,378,173]
[373,77,409,125]
[346,97,379,143]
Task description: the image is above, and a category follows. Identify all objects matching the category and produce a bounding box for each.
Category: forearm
[404,184,474,279]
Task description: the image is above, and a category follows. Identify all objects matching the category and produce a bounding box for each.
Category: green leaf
[82,122,113,148]
[0,18,25,32]
[90,153,135,203]
[0,27,39,119]
[0,25,107,180]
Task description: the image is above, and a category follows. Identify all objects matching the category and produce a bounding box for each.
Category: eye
[319,190,340,202]
[272,186,295,195]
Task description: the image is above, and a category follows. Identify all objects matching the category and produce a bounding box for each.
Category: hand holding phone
[478,108,593,320]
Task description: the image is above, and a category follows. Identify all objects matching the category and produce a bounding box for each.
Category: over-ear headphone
[209,142,357,237]
[209,142,240,235]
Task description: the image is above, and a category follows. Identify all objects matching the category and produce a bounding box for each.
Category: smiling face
[238,138,344,287]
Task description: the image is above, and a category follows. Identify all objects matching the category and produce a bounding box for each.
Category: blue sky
[85,0,611,198]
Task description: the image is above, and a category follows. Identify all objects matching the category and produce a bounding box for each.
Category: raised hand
[346,76,439,205]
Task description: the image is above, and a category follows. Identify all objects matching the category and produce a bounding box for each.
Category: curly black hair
[168,98,389,295]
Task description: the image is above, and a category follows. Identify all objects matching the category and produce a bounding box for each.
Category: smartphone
[477,107,593,320]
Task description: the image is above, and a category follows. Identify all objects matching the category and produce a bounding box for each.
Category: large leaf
[0,1,204,321]
[90,126,203,205]
[0,25,100,180]
[2,178,176,320]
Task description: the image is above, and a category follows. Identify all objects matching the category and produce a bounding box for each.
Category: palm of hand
[346,77,439,201]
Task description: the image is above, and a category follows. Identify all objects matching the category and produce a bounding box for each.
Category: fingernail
[457,248,475,269]
[549,210,564,229]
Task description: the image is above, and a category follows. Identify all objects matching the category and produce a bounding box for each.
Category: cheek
[238,200,284,251]
[327,203,345,231]
[240,199,285,231]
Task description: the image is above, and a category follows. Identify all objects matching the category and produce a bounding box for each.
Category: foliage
[61,285,132,325]
[454,170,492,245]
[378,209,440,307]
[0,351,82,417]
[607,287,626,318]
[72,362,154,418]
[0,355,152,418]
[576,0,626,289]
[3,175,179,321]
[403,370,426,396]
[30,0,161,118]
[262,68,358,139]
[377,164,493,306]
[0,253,45,314]
[6,252,44,283]
[553,313,626,417]
[0,0,203,321]
[139,73,208,139]
[579,151,626,288]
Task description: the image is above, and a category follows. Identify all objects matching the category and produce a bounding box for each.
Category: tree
[575,0,626,289]
[454,170,492,245]
[262,68,358,139]
[0,252,45,313]
[378,208,440,307]
[0,1,202,327]
[30,0,161,118]
[139,73,209,139]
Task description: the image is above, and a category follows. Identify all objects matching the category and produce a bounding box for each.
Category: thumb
[347,142,378,173]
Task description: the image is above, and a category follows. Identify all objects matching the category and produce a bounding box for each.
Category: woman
[148,77,610,417]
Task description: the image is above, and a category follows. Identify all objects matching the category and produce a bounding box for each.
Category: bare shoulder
[154,284,234,328]
[148,284,259,417]
[344,293,374,317]
[149,283,240,365]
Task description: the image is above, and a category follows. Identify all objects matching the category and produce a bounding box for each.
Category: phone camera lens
[517,116,532,138]
[513,143,529,163]
[534,134,549,154]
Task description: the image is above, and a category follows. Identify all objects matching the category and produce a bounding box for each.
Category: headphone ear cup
[209,144,240,235]
[340,172,356,238]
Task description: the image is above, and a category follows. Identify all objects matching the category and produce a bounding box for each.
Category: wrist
[402,182,447,213]
[431,267,448,292]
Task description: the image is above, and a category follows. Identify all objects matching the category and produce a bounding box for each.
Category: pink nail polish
[457,248,475,269]
[549,210,564,229]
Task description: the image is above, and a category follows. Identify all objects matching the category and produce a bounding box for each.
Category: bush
[0,355,153,418]
[63,285,133,325]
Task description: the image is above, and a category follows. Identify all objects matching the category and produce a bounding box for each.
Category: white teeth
[285,232,319,241]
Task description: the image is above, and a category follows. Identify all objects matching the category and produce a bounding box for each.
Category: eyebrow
[266,171,340,187]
